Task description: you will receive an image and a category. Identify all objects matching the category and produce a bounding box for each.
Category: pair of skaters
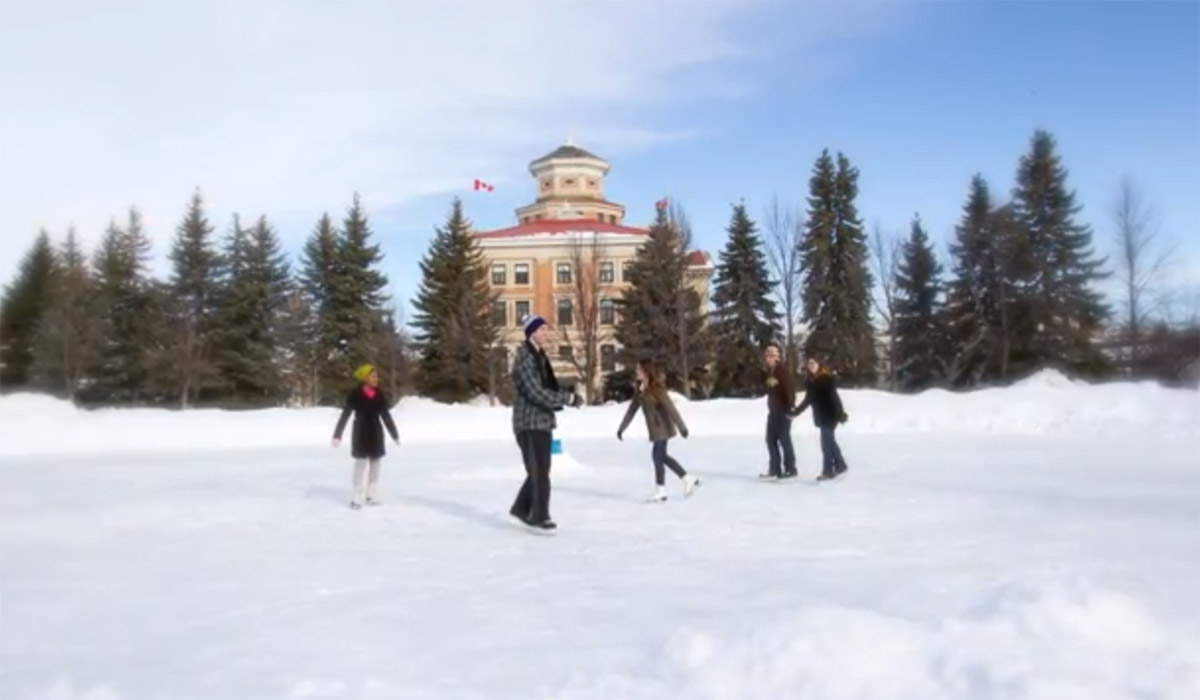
[506,314,698,531]
[762,344,849,481]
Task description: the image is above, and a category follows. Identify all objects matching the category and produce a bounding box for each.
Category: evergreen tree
[892,215,948,391]
[411,198,497,402]
[298,212,343,404]
[710,202,781,396]
[800,150,876,384]
[215,214,292,404]
[944,175,999,384]
[0,231,58,390]
[33,228,101,399]
[1010,130,1110,375]
[614,204,708,394]
[334,193,390,376]
[89,209,156,403]
[161,190,223,407]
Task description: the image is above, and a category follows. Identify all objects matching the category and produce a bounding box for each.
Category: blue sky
[3,0,1197,322]
[379,0,1200,319]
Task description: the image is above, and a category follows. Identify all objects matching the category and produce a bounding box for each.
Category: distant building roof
[685,250,713,267]
[530,144,605,166]
[475,218,647,239]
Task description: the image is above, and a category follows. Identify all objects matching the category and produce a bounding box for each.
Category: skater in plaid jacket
[509,314,581,531]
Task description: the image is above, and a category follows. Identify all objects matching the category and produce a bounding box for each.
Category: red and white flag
[473,179,495,192]
[655,197,669,210]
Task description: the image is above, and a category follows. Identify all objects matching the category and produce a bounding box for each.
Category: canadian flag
[655,197,669,210]
[473,179,495,192]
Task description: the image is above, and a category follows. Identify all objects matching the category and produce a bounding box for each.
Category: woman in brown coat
[617,359,701,502]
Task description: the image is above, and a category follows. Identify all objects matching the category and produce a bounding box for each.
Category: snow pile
[0,369,1196,458]
[550,580,1199,700]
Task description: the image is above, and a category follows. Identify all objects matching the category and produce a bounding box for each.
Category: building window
[600,298,615,325]
[609,215,617,224]
[557,298,573,326]
[556,262,572,285]
[514,264,530,285]
[492,300,507,327]
[522,216,530,224]
[515,300,530,325]
[622,260,633,281]
[558,345,574,362]
[564,178,576,186]
[600,344,616,372]
[587,179,598,188]
[596,212,604,221]
[491,264,506,286]
[599,262,614,283]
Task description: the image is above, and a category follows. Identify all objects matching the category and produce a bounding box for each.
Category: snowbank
[0,370,1196,458]
[548,580,1199,700]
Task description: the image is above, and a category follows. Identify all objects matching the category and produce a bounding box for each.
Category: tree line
[0,191,408,407]
[3,129,1197,407]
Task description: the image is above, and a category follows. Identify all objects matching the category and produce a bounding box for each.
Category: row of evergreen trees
[2,128,1187,406]
[0,192,405,406]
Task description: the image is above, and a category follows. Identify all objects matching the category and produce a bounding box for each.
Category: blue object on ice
[551,439,562,455]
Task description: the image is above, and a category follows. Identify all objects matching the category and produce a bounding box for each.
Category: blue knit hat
[523,314,547,339]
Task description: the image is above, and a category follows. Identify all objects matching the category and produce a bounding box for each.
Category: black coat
[792,372,845,428]
[333,386,400,459]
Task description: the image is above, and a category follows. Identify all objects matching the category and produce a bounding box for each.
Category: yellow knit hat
[353,364,376,382]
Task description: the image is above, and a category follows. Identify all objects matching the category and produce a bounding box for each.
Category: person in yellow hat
[332,363,399,509]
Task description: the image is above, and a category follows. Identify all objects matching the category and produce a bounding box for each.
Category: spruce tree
[162,190,223,407]
[215,214,292,404]
[0,231,58,390]
[33,228,101,399]
[411,198,497,402]
[892,215,948,391]
[299,213,343,404]
[944,175,998,384]
[800,150,876,384]
[335,193,390,376]
[89,209,156,403]
[710,202,781,396]
[614,204,708,394]
[1010,130,1110,375]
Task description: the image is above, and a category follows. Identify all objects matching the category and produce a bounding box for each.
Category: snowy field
[1,371,1198,700]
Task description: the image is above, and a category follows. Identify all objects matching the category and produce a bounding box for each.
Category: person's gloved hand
[839,412,848,424]
[616,430,623,441]
[680,427,689,439]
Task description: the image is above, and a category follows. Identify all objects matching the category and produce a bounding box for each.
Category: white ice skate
[683,475,700,498]
[646,486,667,503]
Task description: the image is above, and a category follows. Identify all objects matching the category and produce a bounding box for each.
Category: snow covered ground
[1,372,1197,699]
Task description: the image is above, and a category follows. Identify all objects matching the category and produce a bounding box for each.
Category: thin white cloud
[0,0,900,282]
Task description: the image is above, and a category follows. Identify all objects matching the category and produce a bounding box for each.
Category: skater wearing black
[762,344,798,480]
[791,356,849,480]
[616,359,700,502]
[509,315,581,532]
[332,364,400,508]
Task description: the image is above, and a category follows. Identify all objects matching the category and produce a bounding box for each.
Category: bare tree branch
[870,221,901,390]
[1113,175,1177,375]
[763,194,804,366]
[559,231,612,404]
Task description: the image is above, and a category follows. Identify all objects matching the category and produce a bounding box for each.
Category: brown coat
[766,362,796,414]
[617,386,689,442]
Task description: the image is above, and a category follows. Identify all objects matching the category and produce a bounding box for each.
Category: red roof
[685,250,712,267]
[475,218,649,239]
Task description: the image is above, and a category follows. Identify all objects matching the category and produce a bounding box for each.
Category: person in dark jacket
[762,344,798,480]
[332,364,400,508]
[509,314,581,532]
[791,356,849,480]
[617,359,700,502]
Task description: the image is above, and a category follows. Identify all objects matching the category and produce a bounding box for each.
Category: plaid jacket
[512,342,573,433]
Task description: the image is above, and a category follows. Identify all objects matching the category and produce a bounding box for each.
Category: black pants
[511,430,553,523]
[766,411,796,476]
[651,440,687,485]
[819,425,847,477]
